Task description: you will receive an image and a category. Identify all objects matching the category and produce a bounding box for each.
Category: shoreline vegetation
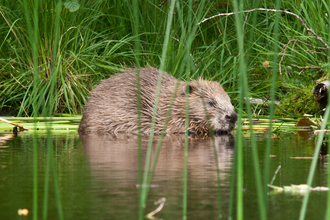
[1,0,329,117]
[1,1,330,220]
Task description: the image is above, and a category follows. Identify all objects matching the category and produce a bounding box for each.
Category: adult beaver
[78,67,237,135]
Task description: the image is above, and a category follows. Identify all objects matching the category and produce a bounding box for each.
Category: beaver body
[78,68,237,135]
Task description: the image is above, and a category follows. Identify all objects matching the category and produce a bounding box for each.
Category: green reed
[232,1,245,218]
[299,1,330,219]
[21,0,65,219]
[231,0,274,219]
[299,107,330,220]
[264,0,282,211]
[228,138,238,220]
[22,0,39,218]
[131,0,143,217]
[137,1,176,219]
[1,0,132,116]
[327,2,330,217]
[2,0,330,117]
[6,0,330,219]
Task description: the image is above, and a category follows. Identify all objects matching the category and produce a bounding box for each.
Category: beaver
[78,67,237,135]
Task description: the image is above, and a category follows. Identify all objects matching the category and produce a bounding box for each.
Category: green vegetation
[276,84,321,116]
[1,1,330,220]
[1,0,329,116]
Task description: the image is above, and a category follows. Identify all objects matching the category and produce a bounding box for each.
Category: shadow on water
[0,131,329,219]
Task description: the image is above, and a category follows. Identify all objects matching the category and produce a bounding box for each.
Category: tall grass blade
[42,134,51,219]
[139,1,176,219]
[228,139,237,220]
[22,0,39,219]
[327,2,330,218]
[300,1,330,219]
[183,81,190,220]
[236,111,243,220]
[32,128,38,220]
[231,1,244,219]
[131,0,143,217]
[144,81,181,201]
[50,132,64,220]
[299,107,329,220]
[183,0,193,218]
[232,0,266,219]
[264,0,282,211]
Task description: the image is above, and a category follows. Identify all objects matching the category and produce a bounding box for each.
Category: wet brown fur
[78,68,237,135]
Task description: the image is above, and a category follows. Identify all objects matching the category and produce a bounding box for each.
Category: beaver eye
[208,100,216,107]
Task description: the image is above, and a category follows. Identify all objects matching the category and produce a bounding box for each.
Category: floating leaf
[64,0,80,12]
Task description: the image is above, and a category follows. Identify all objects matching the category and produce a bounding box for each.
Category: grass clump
[0,0,330,118]
[0,0,133,116]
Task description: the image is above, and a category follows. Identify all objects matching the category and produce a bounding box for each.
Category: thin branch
[279,39,327,74]
[199,8,330,75]
[304,50,329,59]
[0,117,30,130]
[198,8,329,50]
[199,8,330,76]
[270,165,281,185]
[145,197,166,219]
[158,0,167,7]
[291,64,322,75]
[243,12,250,32]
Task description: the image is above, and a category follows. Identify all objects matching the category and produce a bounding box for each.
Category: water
[0,131,327,219]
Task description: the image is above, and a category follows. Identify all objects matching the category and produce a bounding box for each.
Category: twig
[198,8,329,75]
[145,197,166,219]
[279,39,327,74]
[0,117,30,131]
[158,0,167,7]
[304,50,329,59]
[243,12,250,32]
[198,8,329,49]
[291,64,322,75]
[270,165,281,185]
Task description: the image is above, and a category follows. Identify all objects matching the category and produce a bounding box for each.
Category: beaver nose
[225,112,238,123]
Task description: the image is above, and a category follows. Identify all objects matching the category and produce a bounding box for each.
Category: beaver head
[181,79,237,135]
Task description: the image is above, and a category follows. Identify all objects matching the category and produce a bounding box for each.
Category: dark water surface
[0,131,327,219]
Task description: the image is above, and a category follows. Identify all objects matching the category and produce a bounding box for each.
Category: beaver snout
[225,111,238,124]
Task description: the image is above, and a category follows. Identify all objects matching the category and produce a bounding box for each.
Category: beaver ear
[184,84,197,95]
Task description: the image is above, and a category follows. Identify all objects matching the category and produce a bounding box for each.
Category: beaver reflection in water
[78,68,237,135]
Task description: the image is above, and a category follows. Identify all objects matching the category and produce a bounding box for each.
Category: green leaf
[64,0,80,12]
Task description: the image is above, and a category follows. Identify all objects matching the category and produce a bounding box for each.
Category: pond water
[0,131,328,219]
